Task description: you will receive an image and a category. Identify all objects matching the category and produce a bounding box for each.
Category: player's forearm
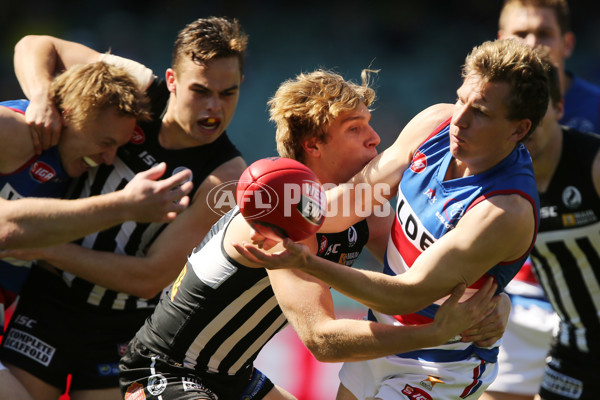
[300,254,423,315]
[14,35,60,100]
[0,194,133,249]
[40,243,171,298]
[302,319,446,362]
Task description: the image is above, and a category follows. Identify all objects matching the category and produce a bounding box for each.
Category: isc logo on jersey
[29,161,56,183]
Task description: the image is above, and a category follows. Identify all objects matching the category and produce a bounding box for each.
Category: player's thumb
[141,162,167,180]
[448,283,466,304]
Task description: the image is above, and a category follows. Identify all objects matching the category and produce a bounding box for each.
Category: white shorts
[486,294,559,395]
[339,353,498,400]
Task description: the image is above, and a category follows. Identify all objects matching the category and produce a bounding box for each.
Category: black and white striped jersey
[135,208,370,375]
[529,127,600,355]
[60,80,242,310]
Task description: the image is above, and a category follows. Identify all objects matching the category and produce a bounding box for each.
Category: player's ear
[511,119,532,142]
[166,68,176,93]
[562,31,575,59]
[555,99,565,121]
[302,137,321,158]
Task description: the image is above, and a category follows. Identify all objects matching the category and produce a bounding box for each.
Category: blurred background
[2,1,599,398]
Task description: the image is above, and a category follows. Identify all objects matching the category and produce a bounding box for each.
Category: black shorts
[120,337,274,399]
[539,342,600,400]
[0,266,152,391]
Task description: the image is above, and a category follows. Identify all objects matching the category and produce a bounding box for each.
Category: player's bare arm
[13,156,246,298]
[0,163,192,250]
[14,35,154,153]
[234,192,535,316]
[268,255,499,363]
[319,104,455,234]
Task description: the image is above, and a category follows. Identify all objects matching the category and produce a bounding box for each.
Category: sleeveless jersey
[62,80,242,310]
[562,73,600,134]
[0,100,70,293]
[369,119,539,363]
[135,208,369,376]
[509,73,600,306]
[529,127,600,355]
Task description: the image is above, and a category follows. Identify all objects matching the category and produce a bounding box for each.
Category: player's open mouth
[83,156,99,168]
[199,117,220,130]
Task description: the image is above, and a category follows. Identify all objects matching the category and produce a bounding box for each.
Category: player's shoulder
[0,106,32,172]
[210,156,247,182]
[193,156,246,203]
[396,103,453,149]
[415,103,453,128]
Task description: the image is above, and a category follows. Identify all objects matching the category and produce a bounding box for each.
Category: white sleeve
[98,53,156,91]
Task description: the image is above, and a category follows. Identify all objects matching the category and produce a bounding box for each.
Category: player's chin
[194,126,223,142]
[66,162,86,178]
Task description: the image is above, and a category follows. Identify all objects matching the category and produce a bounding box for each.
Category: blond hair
[269,69,376,162]
[50,62,150,129]
[463,39,549,138]
[172,16,248,74]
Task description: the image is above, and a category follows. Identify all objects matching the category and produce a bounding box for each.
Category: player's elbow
[133,280,168,299]
[0,225,26,249]
[14,35,45,55]
[298,328,349,363]
[125,273,169,299]
[303,337,342,363]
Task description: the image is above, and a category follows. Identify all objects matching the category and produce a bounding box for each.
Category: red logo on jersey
[410,151,427,173]
[401,384,433,400]
[30,161,56,183]
[130,125,145,144]
[318,236,328,255]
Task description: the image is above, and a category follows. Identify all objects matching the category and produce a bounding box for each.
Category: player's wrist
[102,190,134,223]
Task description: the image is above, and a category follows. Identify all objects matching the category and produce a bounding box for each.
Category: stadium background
[1,1,599,398]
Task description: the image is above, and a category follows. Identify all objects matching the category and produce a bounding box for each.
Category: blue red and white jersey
[0,100,69,200]
[562,73,600,134]
[0,99,70,293]
[369,118,539,363]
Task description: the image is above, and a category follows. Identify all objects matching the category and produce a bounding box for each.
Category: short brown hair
[50,62,150,129]
[500,0,571,34]
[171,16,248,74]
[463,39,549,138]
[269,69,377,163]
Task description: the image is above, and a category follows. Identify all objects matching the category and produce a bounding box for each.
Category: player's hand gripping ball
[236,157,326,241]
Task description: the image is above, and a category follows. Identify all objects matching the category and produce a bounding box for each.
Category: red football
[236,157,326,241]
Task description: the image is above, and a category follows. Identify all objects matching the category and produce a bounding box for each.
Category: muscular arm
[13,35,154,152]
[0,163,191,249]
[237,193,536,316]
[268,268,498,362]
[19,157,246,298]
[0,107,193,249]
[14,35,102,100]
[320,104,453,233]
